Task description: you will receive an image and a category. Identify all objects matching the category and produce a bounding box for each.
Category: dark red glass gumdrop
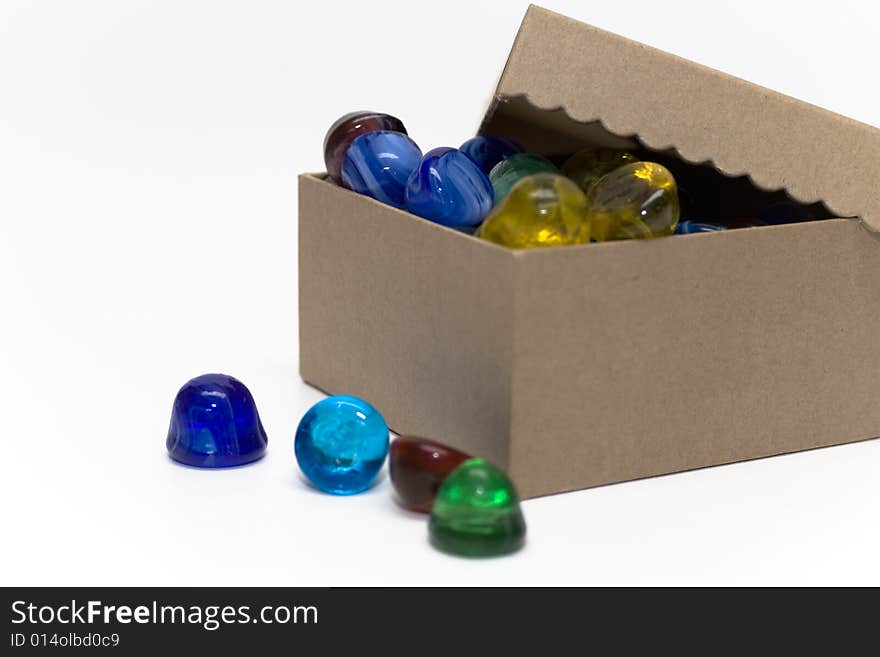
[323,111,407,184]
[389,436,470,513]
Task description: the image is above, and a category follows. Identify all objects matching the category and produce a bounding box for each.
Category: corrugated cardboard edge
[484,5,880,230]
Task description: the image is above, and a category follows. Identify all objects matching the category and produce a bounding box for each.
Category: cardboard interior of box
[299,5,880,498]
[485,95,835,225]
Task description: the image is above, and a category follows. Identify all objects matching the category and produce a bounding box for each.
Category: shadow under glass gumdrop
[429,458,526,557]
[166,373,268,468]
[295,395,389,495]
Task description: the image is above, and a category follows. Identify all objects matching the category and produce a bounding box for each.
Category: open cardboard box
[299,5,880,498]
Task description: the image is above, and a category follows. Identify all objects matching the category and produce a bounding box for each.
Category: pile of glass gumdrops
[322,110,724,249]
[167,374,526,557]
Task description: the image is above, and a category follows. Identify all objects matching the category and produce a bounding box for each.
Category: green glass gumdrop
[428,458,526,557]
[488,153,558,204]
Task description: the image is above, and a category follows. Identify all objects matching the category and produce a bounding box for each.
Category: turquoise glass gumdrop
[294,395,389,495]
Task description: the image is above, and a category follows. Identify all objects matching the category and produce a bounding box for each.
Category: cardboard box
[299,5,880,498]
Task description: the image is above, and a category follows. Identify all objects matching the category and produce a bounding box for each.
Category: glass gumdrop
[389,436,471,513]
[477,173,591,248]
[429,458,526,557]
[166,373,268,468]
[587,161,680,241]
[323,111,407,184]
[674,220,726,234]
[341,131,422,209]
[404,147,494,228]
[561,147,639,193]
[488,153,559,204]
[295,395,389,495]
[459,136,523,174]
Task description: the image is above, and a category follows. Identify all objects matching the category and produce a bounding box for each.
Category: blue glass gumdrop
[166,373,268,467]
[295,395,389,495]
[459,136,523,174]
[674,220,727,234]
[341,130,422,209]
[404,147,494,228]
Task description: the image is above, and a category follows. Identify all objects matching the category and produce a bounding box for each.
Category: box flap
[481,5,880,229]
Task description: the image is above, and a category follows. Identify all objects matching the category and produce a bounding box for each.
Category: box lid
[481,5,880,230]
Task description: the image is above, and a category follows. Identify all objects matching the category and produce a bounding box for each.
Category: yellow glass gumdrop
[476,173,591,249]
[561,148,639,193]
[587,162,680,241]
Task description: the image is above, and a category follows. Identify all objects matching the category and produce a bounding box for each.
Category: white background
[1,0,879,586]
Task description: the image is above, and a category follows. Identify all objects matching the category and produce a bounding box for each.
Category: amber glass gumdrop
[561,147,639,193]
[587,161,680,240]
[477,173,591,249]
[389,436,470,513]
